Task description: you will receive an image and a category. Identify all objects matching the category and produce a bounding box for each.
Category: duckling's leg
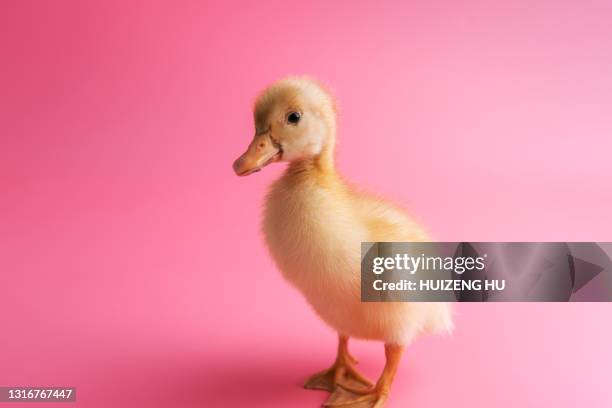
[324,343,404,408]
[304,335,373,393]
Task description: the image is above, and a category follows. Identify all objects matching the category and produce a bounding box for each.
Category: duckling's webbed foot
[323,343,405,408]
[304,335,373,393]
[324,386,387,407]
[303,361,373,393]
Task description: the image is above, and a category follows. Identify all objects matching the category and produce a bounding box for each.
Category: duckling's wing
[350,190,429,242]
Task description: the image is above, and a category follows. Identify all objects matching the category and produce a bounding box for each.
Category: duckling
[233,77,453,407]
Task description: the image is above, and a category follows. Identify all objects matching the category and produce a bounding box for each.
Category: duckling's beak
[233,133,282,176]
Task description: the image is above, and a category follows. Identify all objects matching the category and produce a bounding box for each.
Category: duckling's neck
[285,146,341,186]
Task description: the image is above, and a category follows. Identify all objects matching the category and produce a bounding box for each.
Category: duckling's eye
[287,112,301,125]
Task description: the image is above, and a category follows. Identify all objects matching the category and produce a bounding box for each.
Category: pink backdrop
[2,1,612,407]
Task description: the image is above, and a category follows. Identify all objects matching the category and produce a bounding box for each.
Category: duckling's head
[233,77,337,176]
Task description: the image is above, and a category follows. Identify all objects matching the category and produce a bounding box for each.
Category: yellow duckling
[233,77,452,407]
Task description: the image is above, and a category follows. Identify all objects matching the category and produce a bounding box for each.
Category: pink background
[2,1,612,407]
